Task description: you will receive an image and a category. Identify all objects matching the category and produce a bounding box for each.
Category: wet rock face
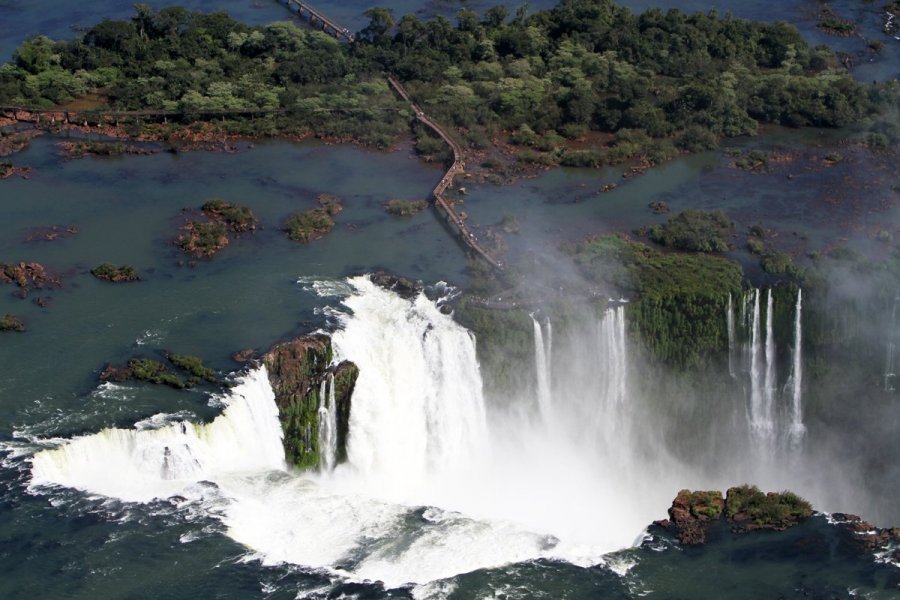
[831,513,900,559]
[263,335,358,471]
[655,485,813,546]
[664,490,724,545]
[369,271,421,299]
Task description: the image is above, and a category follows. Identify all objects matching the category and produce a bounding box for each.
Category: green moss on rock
[91,263,140,282]
[263,334,358,471]
[0,313,25,332]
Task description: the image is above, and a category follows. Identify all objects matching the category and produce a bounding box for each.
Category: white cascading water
[748,289,768,442]
[727,293,736,378]
[30,367,284,502]
[788,289,805,448]
[763,289,777,441]
[531,314,553,420]
[886,294,898,393]
[599,306,627,407]
[318,374,338,472]
[26,277,679,588]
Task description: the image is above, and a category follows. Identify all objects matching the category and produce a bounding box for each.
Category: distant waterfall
[332,277,488,489]
[748,289,769,441]
[886,294,898,393]
[318,374,338,472]
[763,289,777,438]
[727,294,736,378]
[788,289,805,447]
[531,315,553,419]
[599,305,627,407]
[740,288,805,452]
[30,367,284,502]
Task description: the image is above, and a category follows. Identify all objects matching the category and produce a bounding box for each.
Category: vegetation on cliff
[649,209,733,253]
[263,335,358,470]
[569,234,743,367]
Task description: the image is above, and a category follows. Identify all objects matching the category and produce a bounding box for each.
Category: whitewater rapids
[29,276,669,588]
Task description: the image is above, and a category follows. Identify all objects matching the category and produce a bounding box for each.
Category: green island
[0,1,895,164]
[0,313,25,332]
[90,263,140,282]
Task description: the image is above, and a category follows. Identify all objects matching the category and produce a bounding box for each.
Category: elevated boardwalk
[387,76,505,272]
[282,0,355,42]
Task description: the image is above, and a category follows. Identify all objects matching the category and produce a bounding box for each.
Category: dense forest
[0,1,895,160]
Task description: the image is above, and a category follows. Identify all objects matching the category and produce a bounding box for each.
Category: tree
[360,8,395,45]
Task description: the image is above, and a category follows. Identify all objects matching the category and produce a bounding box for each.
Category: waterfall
[531,314,553,419]
[331,277,488,491]
[763,289,777,439]
[727,294,736,378]
[30,367,284,502]
[788,289,805,448]
[886,294,898,393]
[598,305,627,407]
[318,373,338,472]
[748,289,768,441]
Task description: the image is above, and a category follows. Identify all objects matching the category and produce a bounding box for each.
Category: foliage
[649,209,732,253]
[726,484,813,526]
[0,2,883,159]
[285,208,335,243]
[0,313,25,332]
[201,198,256,232]
[126,358,186,388]
[177,220,228,257]
[384,198,427,216]
[90,262,139,282]
[166,353,217,382]
[570,234,743,367]
[455,301,535,397]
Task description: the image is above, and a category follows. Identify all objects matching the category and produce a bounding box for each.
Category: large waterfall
[30,367,284,502]
[27,277,825,589]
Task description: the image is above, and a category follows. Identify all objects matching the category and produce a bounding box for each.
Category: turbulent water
[25,278,656,589]
[15,276,899,597]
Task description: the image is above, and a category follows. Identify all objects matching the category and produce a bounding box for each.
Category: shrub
[649,209,732,253]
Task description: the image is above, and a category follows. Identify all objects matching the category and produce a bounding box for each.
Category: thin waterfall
[748,289,763,438]
[886,294,898,393]
[531,314,552,419]
[599,306,627,406]
[788,289,805,448]
[318,373,338,472]
[763,289,777,441]
[727,293,736,378]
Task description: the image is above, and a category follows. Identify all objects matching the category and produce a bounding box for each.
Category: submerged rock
[263,334,358,471]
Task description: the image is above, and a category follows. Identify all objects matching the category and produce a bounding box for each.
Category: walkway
[282,0,355,42]
[386,77,504,272]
